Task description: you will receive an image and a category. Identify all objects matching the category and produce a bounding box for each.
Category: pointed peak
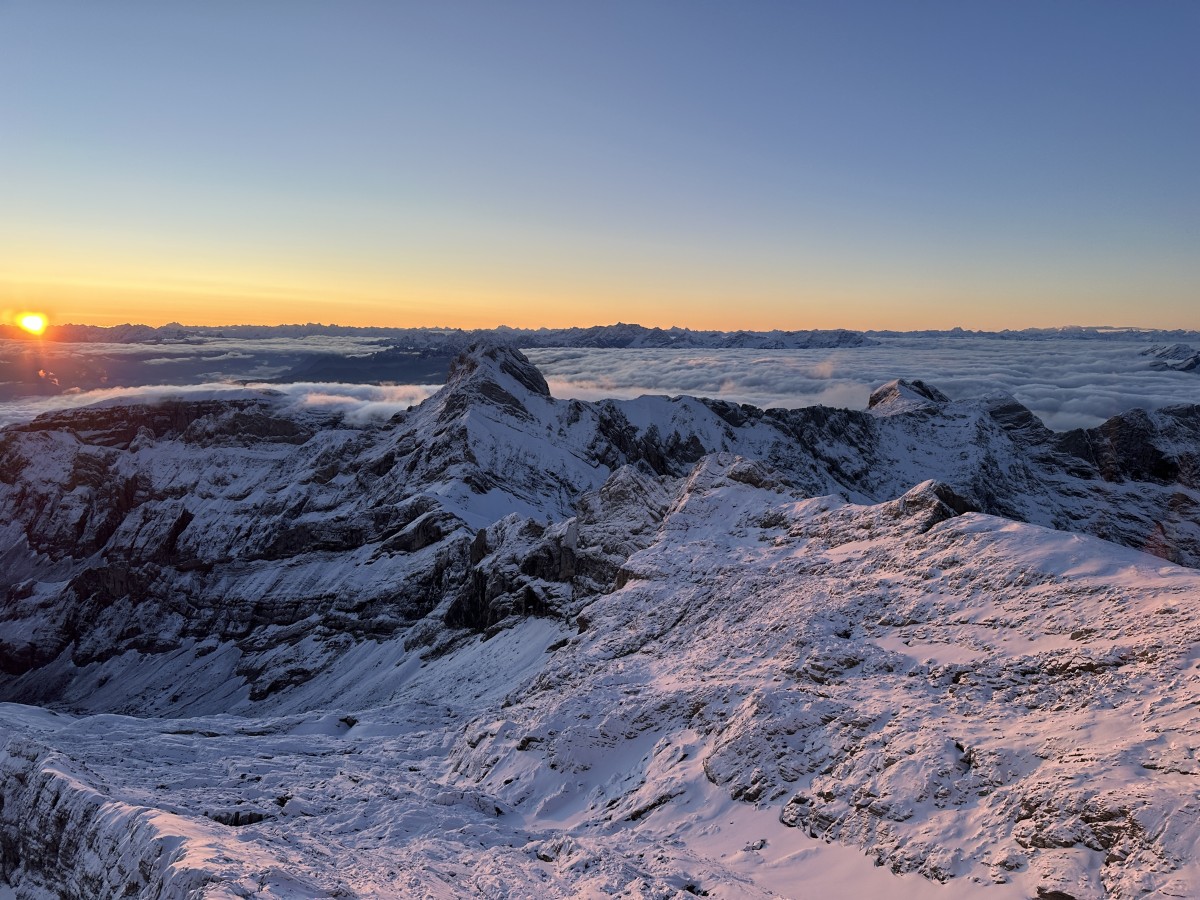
[447,342,550,397]
[867,379,950,415]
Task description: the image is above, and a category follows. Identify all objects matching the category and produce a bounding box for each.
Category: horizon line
[5,320,1197,335]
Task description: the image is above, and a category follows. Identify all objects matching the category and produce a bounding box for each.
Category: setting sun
[17,312,48,335]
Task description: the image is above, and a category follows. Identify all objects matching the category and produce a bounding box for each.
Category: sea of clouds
[525,334,1200,431]
[0,381,441,428]
[1,334,1197,432]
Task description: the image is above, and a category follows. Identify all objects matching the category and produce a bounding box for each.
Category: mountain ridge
[3,344,1198,702]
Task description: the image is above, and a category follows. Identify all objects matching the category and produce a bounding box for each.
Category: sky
[0,1,1197,331]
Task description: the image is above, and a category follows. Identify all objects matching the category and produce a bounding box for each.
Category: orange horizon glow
[3,268,1197,334]
[4,225,1199,333]
[11,302,1198,334]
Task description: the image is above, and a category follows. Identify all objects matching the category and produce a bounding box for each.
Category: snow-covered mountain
[1143,343,1200,373]
[2,345,1199,898]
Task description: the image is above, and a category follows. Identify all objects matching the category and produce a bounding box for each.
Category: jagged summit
[445,342,551,397]
[420,342,553,430]
[866,378,951,414]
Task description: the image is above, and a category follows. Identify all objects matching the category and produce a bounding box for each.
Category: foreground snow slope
[3,471,1198,898]
[454,465,1200,899]
[2,345,1199,898]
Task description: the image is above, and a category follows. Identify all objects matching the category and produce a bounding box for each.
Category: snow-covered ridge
[2,342,1198,703]
[867,378,951,415]
[2,344,1199,897]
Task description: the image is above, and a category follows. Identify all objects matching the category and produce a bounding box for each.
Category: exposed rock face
[1056,405,1199,486]
[446,342,552,398]
[882,479,978,532]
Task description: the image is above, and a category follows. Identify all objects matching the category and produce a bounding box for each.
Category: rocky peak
[446,343,550,398]
[867,378,950,415]
[1057,406,1184,486]
[1143,342,1195,360]
[428,343,552,427]
[883,479,977,532]
[1142,343,1200,372]
[983,393,1053,447]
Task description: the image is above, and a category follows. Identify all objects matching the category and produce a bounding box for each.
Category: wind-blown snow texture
[1,345,1199,898]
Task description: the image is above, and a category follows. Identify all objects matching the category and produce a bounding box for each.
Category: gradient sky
[1,1,1197,330]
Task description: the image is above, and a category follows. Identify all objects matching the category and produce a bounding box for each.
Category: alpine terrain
[1,344,1199,899]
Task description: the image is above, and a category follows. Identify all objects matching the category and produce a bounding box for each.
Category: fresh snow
[2,344,1199,898]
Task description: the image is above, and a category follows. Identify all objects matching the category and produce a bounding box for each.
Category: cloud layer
[526,335,1200,431]
[0,381,441,428]
[2,335,1196,432]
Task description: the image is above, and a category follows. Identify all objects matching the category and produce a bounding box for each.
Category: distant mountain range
[5,321,1199,346]
[0,324,876,400]
[2,321,877,349]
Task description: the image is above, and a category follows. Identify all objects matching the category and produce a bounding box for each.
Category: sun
[16,312,48,335]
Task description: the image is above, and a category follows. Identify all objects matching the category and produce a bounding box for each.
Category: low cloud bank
[0,381,441,428]
[274,382,441,424]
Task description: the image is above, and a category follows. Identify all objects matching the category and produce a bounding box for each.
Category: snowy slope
[3,473,1198,898]
[454,467,1200,898]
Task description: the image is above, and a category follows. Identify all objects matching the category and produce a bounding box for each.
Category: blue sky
[1,1,1196,328]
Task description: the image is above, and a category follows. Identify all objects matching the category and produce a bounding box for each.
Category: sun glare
[17,312,48,335]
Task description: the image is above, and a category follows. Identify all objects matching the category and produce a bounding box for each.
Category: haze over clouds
[279,382,441,423]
